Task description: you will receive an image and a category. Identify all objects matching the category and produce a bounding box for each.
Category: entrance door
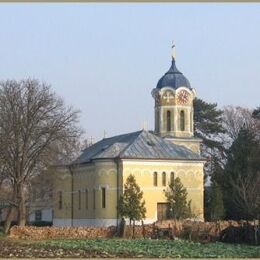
[157,203,168,221]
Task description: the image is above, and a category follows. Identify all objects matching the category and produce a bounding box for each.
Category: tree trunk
[4,207,15,234]
[132,220,135,239]
[3,188,17,234]
[17,183,26,226]
[141,220,145,239]
[18,185,26,226]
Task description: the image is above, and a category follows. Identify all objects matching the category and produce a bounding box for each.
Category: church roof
[156,58,191,90]
[74,130,203,164]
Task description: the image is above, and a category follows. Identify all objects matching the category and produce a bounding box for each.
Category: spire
[171,41,176,60]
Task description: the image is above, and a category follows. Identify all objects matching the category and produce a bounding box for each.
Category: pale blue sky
[0,4,259,141]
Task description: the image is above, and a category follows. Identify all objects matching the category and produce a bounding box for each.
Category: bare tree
[222,106,256,144]
[27,137,89,220]
[0,79,82,232]
[229,172,260,219]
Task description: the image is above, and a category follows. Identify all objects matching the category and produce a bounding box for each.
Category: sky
[0,4,260,141]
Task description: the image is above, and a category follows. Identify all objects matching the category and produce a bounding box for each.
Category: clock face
[177,90,189,104]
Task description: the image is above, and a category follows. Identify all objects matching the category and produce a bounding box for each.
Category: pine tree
[164,177,192,219]
[223,128,260,220]
[194,98,225,150]
[193,98,226,185]
[118,174,146,237]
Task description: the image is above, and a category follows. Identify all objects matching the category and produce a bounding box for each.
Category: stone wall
[9,226,116,240]
[10,220,258,244]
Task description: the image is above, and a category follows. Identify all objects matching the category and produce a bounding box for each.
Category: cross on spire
[171,41,176,60]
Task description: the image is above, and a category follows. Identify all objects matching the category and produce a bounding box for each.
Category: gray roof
[75,130,204,164]
[156,58,191,90]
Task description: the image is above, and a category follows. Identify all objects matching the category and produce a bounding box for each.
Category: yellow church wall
[53,167,72,220]
[169,138,201,154]
[122,160,204,221]
[53,158,204,226]
[71,161,120,221]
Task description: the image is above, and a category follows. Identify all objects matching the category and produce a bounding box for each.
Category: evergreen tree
[194,98,225,150]
[204,186,211,221]
[164,177,192,219]
[118,174,146,235]
[209,180,225,220]
[223,128,260,220]
[193,98,226,185]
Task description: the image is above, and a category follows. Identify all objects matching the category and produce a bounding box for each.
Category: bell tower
[152,85,196,138]
[152,46,201,154]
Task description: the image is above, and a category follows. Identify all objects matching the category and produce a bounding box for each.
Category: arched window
[153,172,158,186]
[170,172,175,184]
[85,189,88,209]
[58,191,62,210]
[93,189,96,209]
[101,187,106,209]
[78,190,81,210]
[167,110,171,131]
[162,172,166,186]
[180,110,185,131]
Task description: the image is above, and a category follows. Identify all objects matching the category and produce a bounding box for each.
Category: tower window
[162,172,166,186]
[167,110,171,131]
[153,172,158,186]
[101,187,106,209]
[180,110,185,131]
[78,190,81,210]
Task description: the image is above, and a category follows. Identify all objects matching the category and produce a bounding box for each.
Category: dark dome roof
[156,58,191,90]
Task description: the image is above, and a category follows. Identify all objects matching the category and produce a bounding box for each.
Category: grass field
[41,239,260,258]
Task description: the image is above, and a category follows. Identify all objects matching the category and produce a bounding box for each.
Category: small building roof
[74,130,204,164]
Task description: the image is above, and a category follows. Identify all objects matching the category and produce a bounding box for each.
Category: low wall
[9,226,117,240]
[155,219,259,244]
[9,220,259,244]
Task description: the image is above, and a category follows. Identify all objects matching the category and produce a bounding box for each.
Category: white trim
[159,105,190,109]
[53,218,73,227]
[53,218,156,227]
[94,161,117,166]
[124,218,157,225]
[53,218,118,227]
[122,160,205,165]
[165,137,202,143]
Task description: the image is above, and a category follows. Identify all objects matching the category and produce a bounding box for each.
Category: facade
[53,51,205,227]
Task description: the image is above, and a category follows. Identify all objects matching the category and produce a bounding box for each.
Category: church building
[53,48,205,227]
